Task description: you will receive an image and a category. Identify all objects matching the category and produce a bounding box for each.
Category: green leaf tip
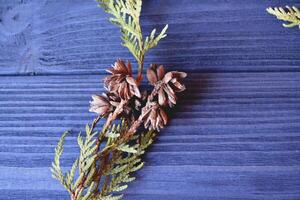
[267,6,300,29]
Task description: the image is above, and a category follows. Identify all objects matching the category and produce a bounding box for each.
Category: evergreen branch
[50,1,186,200]
[267,6,300,28]
[97,130,156,199]
[72,116,102,200]
[97,0,168,84]
[50,131,73,195]
[97,0,143,63]
[117,144,138,153]
[66,158,79,191]
[144,24,168,52]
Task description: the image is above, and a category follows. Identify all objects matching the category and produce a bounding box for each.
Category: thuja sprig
[97,0,168,84]
[267,6,300,28]
[51,1,186,200]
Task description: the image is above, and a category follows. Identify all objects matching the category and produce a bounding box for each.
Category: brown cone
[89,94,112,117]
[142,102,168,131]
[105,60,141,100]
[147,64,187,107]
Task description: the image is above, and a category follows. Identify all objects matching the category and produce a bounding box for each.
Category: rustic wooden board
[1,0,300,75]
[0,0,300,199]
[0,72,300,199]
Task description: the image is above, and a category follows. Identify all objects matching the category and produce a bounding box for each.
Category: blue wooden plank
[0,0,300,199]
[0,72,299,199]
[0,0,300,75]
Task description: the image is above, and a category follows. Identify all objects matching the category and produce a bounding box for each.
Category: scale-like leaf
[117,144,137,153]
[267,6,300,28]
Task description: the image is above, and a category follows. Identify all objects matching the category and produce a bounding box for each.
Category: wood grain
[0,0,300,199]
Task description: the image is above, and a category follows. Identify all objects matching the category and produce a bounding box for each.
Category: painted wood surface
[0,0,300,199]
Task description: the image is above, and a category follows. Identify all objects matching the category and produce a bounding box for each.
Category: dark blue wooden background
[0,0,300,199]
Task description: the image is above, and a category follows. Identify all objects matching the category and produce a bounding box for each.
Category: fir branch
[267,6,300,28]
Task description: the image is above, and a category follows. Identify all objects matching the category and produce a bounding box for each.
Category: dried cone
[147,64,187,107]
[106,92,133,119]
[142,102,168,131]
[105,60,141,100]
[89,94,113,117]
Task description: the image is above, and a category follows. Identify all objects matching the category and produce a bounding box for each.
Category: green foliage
[51,120,157,200]
[66,158,79,191]
[117,144,138,153]
[97,0,168,65]
[99,129,156,199]
[77,125,98,173]
[267,6,300,28]
[98,194,124,200]
[50,124,100,199]
[74,124,102,199]
[51,131,82,196]
[144,25,168,53]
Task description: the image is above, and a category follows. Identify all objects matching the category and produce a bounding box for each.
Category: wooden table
[0,0,300,199]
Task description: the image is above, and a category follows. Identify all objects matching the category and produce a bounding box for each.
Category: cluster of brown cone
[89,60,186,131]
